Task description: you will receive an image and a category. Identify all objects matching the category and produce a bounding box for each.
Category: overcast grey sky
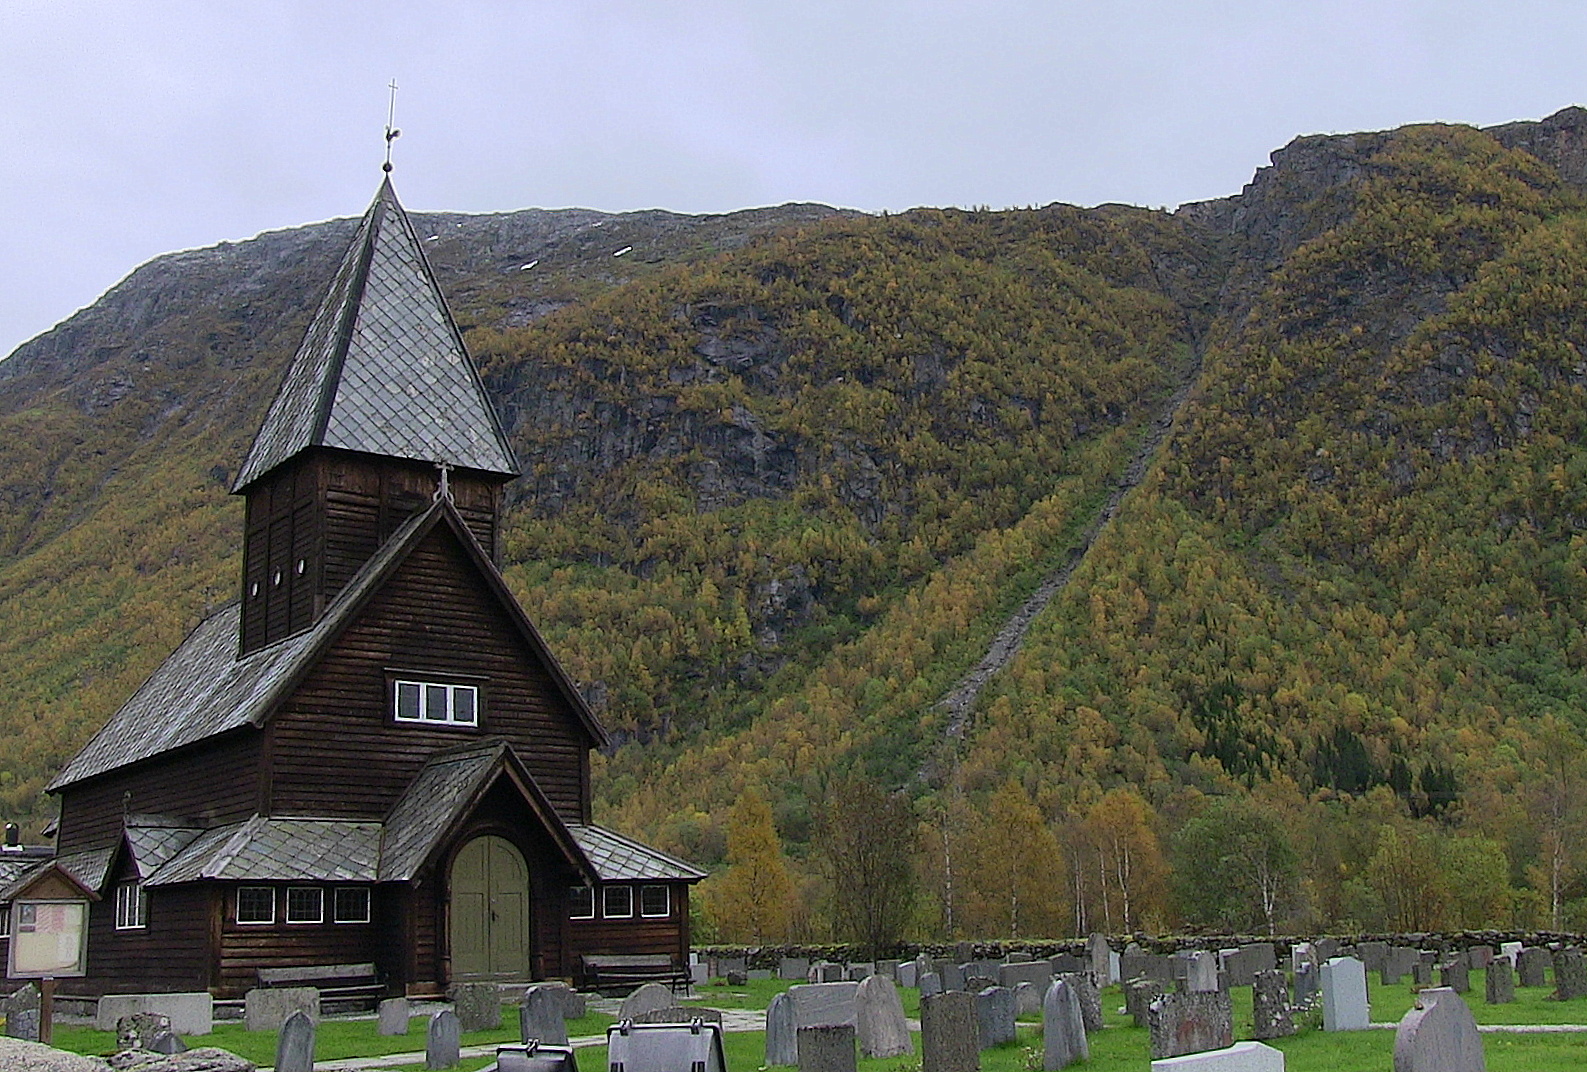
[2,1,1584,360]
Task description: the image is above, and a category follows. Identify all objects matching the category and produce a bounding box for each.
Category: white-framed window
[333,887,371,924]
[640,884,670,918]
[602,884,633,919]
[286,887,324,924]
[237,886,275,925]
[115,882,147,930]
[393,680,479,727]
[569,885,595,921]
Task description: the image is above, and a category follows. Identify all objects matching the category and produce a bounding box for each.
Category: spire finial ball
[383,161,393,173]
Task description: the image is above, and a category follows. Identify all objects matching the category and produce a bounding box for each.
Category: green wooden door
[450,835,531,981]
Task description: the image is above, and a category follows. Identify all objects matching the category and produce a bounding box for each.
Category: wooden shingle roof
[232,177,517,492]
[567,824,707,883]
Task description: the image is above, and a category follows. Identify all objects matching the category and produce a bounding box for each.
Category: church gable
[266,504,599,821]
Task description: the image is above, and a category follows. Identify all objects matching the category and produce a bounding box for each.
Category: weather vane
[383,79,401,173]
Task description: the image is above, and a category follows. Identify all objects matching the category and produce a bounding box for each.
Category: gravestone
[1050,953,1082,974]
[245,986,318,1033]
[964,975,998,994]
[1149,1041,1286,1070]
[1411,961,1432,987]
[854,974,913,1058]
[1241,943,1277,974]
[1314,939,1340,962]
[812,962,845,983]
[955,941,976,963]
[1500,941,1523,961]
[1291,942,1317,974]
[1440,961,1470,994]
[1057,972,1102,1033]
[1469,946,1494,970]
[781,958,812,981]
[920,991,979,1072]
[4,982,41,1041]
[117,1012,172,1051]
[275,1009,316,1072]
[719,956,748,978]
[974,986,1017,1050]
[1292,964,1318,1008]
[897,962,918,988]
[1321,956,1370,1031]
[521,984,569,1045]
[1042,979,1088,1071]
[847,963,875,982]
[148,1028,187,1055]
[1485,957,1515,1004]
[633,1007,724,1025]
[788,981,859,1028]
[427,1008,461,1071]
[1014,981,1042,1017]
[1517,947,1551,988]
[1121,949,1152,984]
[1088,934,1113,986]
[1393,987,1485,1072]
[998,960,1052,989]
[798,1024,857,1072]
[1358,941,1390,973]
[939,962,967,991]
[450,981,500,1032]
[1554,948,1587,1000]
[1007,951,1033,963]
[1220,949,1253,989]
[1126,978,1166,1028]
[1185,951,1219,993]
[766,992,798,1067]
[97,992,214,1035]
[621,982,676,1022]
[378,997,410,1036]
[1251,970,1294,1040]
[1146,991,1234,1059]
[919,972,943,998]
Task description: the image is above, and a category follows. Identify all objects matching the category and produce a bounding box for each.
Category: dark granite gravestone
[1049,953,1082,975]
[1014,981,1041,1017]
[1554,948,1587,1000]
[797,1024,857,1072]
[766,992,798,1067]
[427,1008,461,1071]
[275,1009,316,1072]
[1440,961,1470,994]
[1252,969,1295,1040]
[1485,957,1515,1004]
[919,972,943,998]
[939,963,966,992]
[1087,934,1113,987]
[1517,947,1552,988]
[1357,941,1390,973]
[1146,991,1233,1059]
[1469,946,1494,970]
[1411,961,1433,987]
[1393,988,1485,1072]
[1125,978,1165,1028]
[521,984,570,1045]
[997,960,1052,989]
[920,991,979,1072]
[450,982,500,1033]
[1056,972,1102,1033]
[1293,963,1319,1008]
[973,986,1016,1050]
[1042,979,1088,1071]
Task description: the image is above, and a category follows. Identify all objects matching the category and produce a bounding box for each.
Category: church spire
[232,178,518,492]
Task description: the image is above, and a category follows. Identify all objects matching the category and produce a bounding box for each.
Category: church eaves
[232,177,518,492]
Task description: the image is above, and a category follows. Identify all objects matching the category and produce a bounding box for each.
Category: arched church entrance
[449,834,531,981]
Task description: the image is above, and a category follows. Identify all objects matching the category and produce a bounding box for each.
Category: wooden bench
[580,954,691,994]
[256,962,385,1011]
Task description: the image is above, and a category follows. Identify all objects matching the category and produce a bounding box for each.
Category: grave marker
[1485,957,1515,1005]
[1042,979,1088,1071]
[766,992,798,1067]
[1056,972,1102,1033]
[378,997,411,1036]
[450,981,500,1032]
[1554,948,1587,1000]
[427,1008,461,1071]
[854,974,912,1058]
[1251,970,1294,1040]
[920,991,979,1072]
[1393,987,1485,1072]
[521,984,569,1045]
[275,1009,316,1072]
[1149,1041,1285,1071]
[1321,956,1370,1031]
[797,1024,857,1072]
[974,986,1016,1050]
[1517,947,1551,988]
[1147,991,1234,1059]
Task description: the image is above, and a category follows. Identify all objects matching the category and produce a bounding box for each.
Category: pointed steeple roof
[233,177,518,492]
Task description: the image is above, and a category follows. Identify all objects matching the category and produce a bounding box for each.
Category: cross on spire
[384,79,401,173]
[434,461,453,504]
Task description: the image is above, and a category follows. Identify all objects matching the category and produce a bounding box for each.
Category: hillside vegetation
[7,109,1587,941]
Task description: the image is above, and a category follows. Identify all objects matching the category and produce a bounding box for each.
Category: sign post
[8,897,89,1044]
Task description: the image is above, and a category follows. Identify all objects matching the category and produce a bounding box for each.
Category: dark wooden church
[3,177,702,1000]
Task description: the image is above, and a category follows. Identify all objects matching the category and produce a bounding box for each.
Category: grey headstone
[1251,969,1295,1040]
[450,981,500,1033]
[1153,1042,1286,1069]
[1291,942,1318,974]
[1184,950,1219,993]
[1321,956,1370,1031]
[1293,963,1319,1007]
[275,1009,316,1072]
[148,1029,188,1055]
[955,942,976,964]
[1500,941,1523,962]
[854,974,912,1058]
[1314,939,1341,962]
[964,975,997,994]
[974,986,1016,1050]
[1056,972,1102,1033]
[1485,957,1515,1004]
[766,992,798,1067]
[1014,981,1042,1017]
[1469,946,1494,970]
[1555,948,1587,1000]
[720,956,748,977]
[620,982,676,1022]
[939,962,966,991]
[1357,941,1390,973]
[1393,987,1485,1072]
[1088,934,1113,987]
[1241,943,1277,974]
[1049,953,1082,975]
[633,1007,724,1025]
[1147,991,1233,1059]
[1518,947,1551,988]
[814,963,845,983]
[5,983,41,1042]
[920,991,979,1072]
[877,960,899,980]
[897,962,918,988]
[797,1024,856,1072]
[1042,979,1088,1071]
[781,958,812,981]
[521,984,569,1045]
[998,960,1052,989]
[1125,978,1165,1028]
[691,964,710,987]
[750,969,774,982]
[427,1008,461,1071]
[1441,961,1471,994]
[245,986,319,1033]
[1220,948,1254,988]
[846,963,874,982]
[1411,961,1433,987]
[1007,951,1033,963]
[726,970,750,986]
[117,1012,172,1051]
[788,982,859,1028]
[919,972,943,999]
[379,997,410,1036]
[97,992,214,1035]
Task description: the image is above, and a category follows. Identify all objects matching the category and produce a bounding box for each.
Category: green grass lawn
[42,970,1587,1071]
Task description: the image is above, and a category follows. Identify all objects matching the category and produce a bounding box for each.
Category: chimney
[2,822,18,850]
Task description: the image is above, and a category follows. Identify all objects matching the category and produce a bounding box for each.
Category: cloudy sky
[2,1,1584,359]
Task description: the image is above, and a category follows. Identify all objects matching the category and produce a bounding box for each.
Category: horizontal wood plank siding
[570,884,691,971]
[68,866,214,997]
[214,881,397,997]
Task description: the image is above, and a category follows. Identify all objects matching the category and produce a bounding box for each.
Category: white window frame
[393,679,480,727]
[333,887,371,924]
[569,885,595,921]
[639,884,670,918]
[602,884,633,919]
[236,886,276,925]
[285,886,324,924]
[114,882,147,930]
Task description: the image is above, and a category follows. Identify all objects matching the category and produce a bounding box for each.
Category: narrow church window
[0,903,10,938]
[286,887,324,924]
[237,886,275,925]
[114,882,147,930]
[602,885,633,919]
[334,887,371,924]
[393,680,480,727]
[640,885,670,918]
[569,885,594,920]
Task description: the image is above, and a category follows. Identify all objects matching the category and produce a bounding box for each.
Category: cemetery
[5,939,1587,1069]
